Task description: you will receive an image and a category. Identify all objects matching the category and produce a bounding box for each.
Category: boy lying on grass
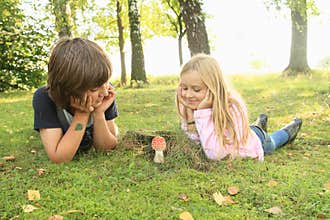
[33,38,118,163]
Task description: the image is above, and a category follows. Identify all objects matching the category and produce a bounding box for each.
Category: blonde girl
[176,54,302,161]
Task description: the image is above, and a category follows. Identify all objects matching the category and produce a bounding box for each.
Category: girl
[33,37,118,163]
[176,54,302,161]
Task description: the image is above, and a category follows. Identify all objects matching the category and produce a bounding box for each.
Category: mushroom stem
[154,150,164,163]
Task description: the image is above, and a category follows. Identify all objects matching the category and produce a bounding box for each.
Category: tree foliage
[0,0,53,91]
[161,0,186,65]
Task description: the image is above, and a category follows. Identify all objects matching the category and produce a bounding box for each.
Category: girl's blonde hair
[177,54,250,151]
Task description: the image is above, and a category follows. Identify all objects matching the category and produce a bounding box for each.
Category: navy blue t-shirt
[32,86,118,150]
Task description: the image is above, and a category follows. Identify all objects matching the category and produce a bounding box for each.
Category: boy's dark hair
[47,37,112,108]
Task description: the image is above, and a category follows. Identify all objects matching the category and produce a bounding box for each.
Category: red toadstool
[151,136,166,163]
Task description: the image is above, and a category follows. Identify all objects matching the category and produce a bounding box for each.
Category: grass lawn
[0,72,329,219]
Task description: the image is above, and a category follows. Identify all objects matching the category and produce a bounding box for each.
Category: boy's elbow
[48,154,73,164]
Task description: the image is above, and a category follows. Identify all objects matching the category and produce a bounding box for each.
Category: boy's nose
[102,84,109,96]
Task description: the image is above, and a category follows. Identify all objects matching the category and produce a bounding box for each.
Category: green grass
[0,72,329,219]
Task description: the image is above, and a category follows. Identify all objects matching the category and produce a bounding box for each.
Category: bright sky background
[110,0,330,77]
[21,0,330,77]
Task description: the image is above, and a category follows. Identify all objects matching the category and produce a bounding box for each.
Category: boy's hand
[94,85,116,113]
[70,94,93,113]
[198,89,213,109]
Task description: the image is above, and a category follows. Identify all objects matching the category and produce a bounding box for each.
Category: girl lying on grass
[33,38,118,163]
[176,54,302,161]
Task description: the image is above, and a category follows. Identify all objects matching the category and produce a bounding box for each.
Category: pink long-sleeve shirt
[182,99,264,161]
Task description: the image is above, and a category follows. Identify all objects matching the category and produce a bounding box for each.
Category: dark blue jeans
[250,125,289,154]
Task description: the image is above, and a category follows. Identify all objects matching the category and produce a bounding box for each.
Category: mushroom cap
[151,136,166,151]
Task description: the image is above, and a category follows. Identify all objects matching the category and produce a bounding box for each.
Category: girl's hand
[70,94,93,113]
[94,85,116,113]
[176,85,187,106]
[177,85,195,122]
[198,89,213,109]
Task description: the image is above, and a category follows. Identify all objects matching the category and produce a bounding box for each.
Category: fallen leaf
[171,206,183,212]
[323,183,330,189]
[268,180,278,187]
[316,213,327,219]
[8,215,20,220]
[304,152,311,157]
[15,167,22,170]
[213,192,225,206]
[179,211,194,220]
[22,204,38,213]
[264,206,282,215]
[31,149,37,154]
[227,186,239,195]
[224,196,235,204]
[2,155,16,161]
[65,210,84,214]
[34,202,41,207]
[48,215,64,220]
[37,168,45,176]
[28,190,40,201]
[0,162,4,167]
[178,193,189,202]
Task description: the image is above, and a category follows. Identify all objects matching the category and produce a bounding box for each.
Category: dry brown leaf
[28,190,40,201]
[264,206,282,215]
[316,213,327,219]
[268,180,278,187]
[178,193,189,202]
[224,196,235,205]
[22,204,38,213]
[2,155,16,161]
[48,215,64,220]
[37,168,45,176]
[179,211,194,220]
[213,192,225,206]
[227,186,239,195]
[323,183,330,189]
[65,210,84,214]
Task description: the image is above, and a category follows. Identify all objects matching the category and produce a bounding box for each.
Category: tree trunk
[283,0,311,76]
[128,0,147,85]
[179,0,210,56]
[178,35,183,66]
[52,0,72,38]
[116,0,127,86]
[164,0,186,66]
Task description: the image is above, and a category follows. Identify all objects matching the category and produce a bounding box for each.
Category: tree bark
[52,0,72,38]
[116,0,127,86]
[128,0,147,85]
[283,0,311,76]
[179,0,210,56]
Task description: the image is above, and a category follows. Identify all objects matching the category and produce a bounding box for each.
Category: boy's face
[86,82,110,108]
[179,70,208,110]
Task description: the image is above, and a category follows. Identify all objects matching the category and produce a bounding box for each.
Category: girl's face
[180,70,208,109]
[86,82,110,108]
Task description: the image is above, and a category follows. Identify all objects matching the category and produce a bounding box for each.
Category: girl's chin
[188,104,198,109]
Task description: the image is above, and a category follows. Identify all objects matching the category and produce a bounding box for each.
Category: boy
[33,37,118,163]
